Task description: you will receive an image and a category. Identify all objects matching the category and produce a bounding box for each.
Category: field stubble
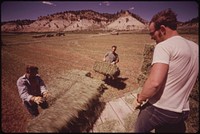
[1,33,198,132]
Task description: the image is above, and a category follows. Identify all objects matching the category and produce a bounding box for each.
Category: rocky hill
[177,17,199,33]
[1,10,148,32]
[106,11,146,30]
[1,10,198,33]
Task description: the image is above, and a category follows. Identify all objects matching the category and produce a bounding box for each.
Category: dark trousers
[24,101,48,117]
[134,102,189,133]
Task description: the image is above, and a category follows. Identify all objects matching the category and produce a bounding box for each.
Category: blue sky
[1,1,199,22]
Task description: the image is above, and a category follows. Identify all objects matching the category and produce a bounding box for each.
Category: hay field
[1,32,198,132]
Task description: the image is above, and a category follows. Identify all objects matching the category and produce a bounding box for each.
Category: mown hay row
[46,69,102,106]
[27,70,107,133]
[46,80,75,106]
[93,61,120,78]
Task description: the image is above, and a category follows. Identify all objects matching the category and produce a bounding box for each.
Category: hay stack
[141,44,155,75]
[93,61,120,79]
[27,70,107,132]
[137,44,155,86]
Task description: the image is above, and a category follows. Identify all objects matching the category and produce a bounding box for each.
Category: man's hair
[26,65,38,74]
[150,8,177,30]
[112,45,117,49]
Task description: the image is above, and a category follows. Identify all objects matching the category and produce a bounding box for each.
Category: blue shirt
[16,74,47,104]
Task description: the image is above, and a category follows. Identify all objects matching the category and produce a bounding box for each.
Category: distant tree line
[1,19,35,26]
[35,9,148,24]
[182,17,199,24]
[178,17,199,25]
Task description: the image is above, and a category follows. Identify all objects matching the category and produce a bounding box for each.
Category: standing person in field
[133,8,199,133]
[17,65,50,117]
[103,45,119,65]
[103,45,120,79]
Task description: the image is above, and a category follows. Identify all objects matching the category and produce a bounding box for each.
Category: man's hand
[133,98,142,110]
[111,61,116,64]
[34,96,43,104]
[133,94,143,109]
[42,91,50,99]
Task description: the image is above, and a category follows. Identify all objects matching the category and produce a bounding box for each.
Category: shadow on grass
[104,77,128,90]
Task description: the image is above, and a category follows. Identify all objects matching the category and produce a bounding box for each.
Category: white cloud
[42,1,56,6]
[103,1,110,6]
[129,7,134,10]
[99,1,110,6]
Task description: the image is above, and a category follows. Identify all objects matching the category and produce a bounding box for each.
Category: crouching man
[17,65,49,117]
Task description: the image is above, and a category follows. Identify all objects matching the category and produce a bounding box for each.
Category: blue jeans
[24,101,48,117]
[134,102,189,133]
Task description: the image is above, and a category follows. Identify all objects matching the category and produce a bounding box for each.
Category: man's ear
[160,25,166,35]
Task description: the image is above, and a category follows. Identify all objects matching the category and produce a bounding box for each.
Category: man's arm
[115,54,119,63]
[103,52,109,61]
[17,79,33,102]
[37,75,49,98]
[111,54,119,64]
[137,63,169,103]
[36,75,47,94]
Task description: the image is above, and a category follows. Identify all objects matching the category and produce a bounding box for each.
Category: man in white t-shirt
[133,8,199,133]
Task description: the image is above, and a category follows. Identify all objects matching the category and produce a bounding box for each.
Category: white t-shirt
[149,35,199,113]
